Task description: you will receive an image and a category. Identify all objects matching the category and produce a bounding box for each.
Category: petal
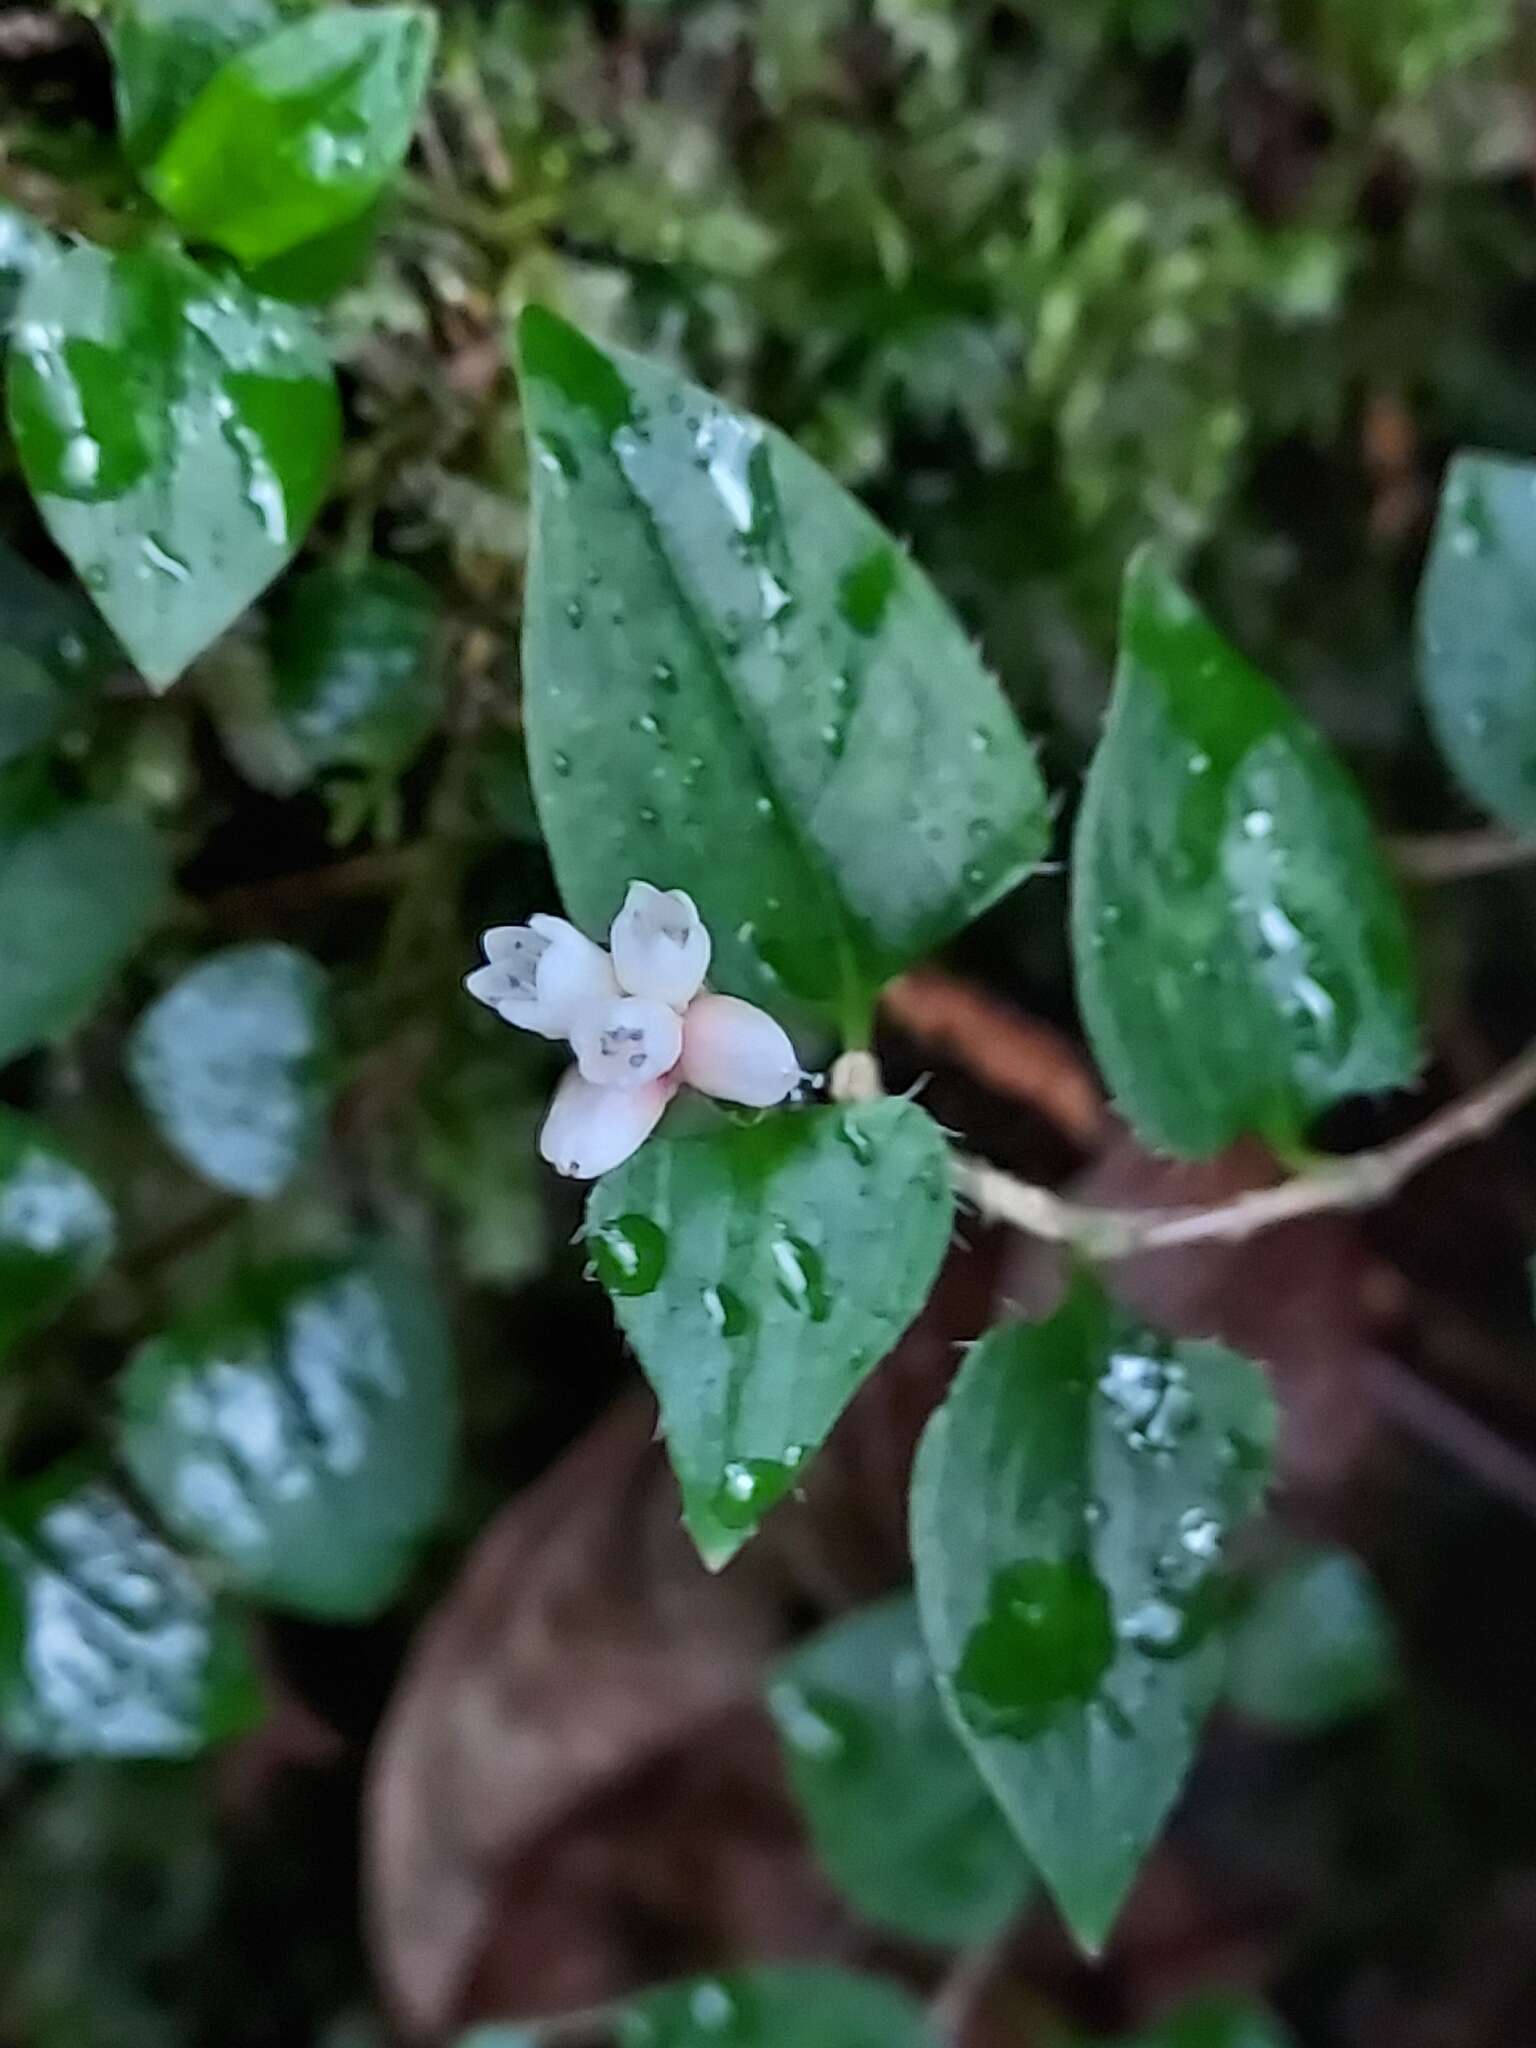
[570,995,684,1090]
[538,1066,676,1180]
[610,881,712,1009]
[679,993,800,1108]
[482,925,545,967]
[528,914,620,1036]
[463,961,562,1039]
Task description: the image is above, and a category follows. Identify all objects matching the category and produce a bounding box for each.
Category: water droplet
[638,805,659,826]
[59,434,101,493]
[651,659,677,692]
[771,1234,830,1321]
[1120,1598,1193,1658]
[565,598,585,628]
[589,1214,668,1295]
[954,1558,1116,1741]
[1098,1347,1196,1452]
[754,795,773,818]
[702,1284,753,1337]
[969,727,995,756]
[141,535,190,583]
[688,1981,738,2032]
[1188,750,1211,776]
[1242,809,1273,839]
[768,1679,859,1765]
[551,751,572,778]
[636,712,661,737]
[837,1114,874,1165]
[709,1455,799,1530]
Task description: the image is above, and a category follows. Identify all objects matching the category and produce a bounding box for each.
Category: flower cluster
[466,882,801,1179]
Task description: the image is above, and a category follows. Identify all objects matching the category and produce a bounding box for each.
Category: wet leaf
[767,1589,1034,1943]
[127,943,335,1199]
[1072,551,1419,1158]
[1417,450,1536,832]
[0,795,167,1066]
[517,307,1049,1024]
[1101,1995,1294,2048]
[910,1274,1275,1951]
[271,559,440,777]
[1226,1547,1396,1731]
[6,242,340,689]
[109,0,282,167]
[0,1464,257,1758]
[0,1109,114,1357]
[0,542,116,768]
[118,1249,456,1619]
[588,1100,952,1568]
[0,202,55,332]
[617,1965,935,2048]
[146,6,438,267]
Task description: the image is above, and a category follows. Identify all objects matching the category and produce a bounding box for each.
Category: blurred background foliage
[5,2,1536,2045]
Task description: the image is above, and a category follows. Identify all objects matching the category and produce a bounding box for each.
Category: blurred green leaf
[109,0,282,167]
[246,198,385,306]
[910,1275,1275,1952]
[0,1464,257,1758]
[271,559,440,778]
[517,307,1049,1025]
[0,202,56,332]
[1226,1547,1397,1731]
[617,1966,936,2048]
[117,1249,456,1619]
[146,6,438,267]
[589,1099,952,1568]
[1072,551,1419,1158]
[1417,451,1536,832]
[0,794,167,1066]
[768,1590,1034,1943]
[0,1109,114,1356]
[416,1052,548,1290]
[6,242,340,689]
[1092,1994,1294,2048]
[0,542,116,769]
[127,943,335,1199]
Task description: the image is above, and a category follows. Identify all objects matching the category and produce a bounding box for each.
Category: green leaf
[1416,451,1536,832]
[0,1109,114,1356]
[117,1249,455,1619]
[910,1275,1275,1951]
[1072,551,1419,1158]
[1098,1995,1294,2048]
[0,796,167,1066]
[109,0,283,167]
[146,6,439,267]
[617,1967,936,2048]
[0,201,56,332]
[517,307,1049,1023]
[0,1463,257,1758]
[768,1590,1034,1943]
[1225,1547,1396,1731]
[271,559,441,777]
[589,1099,952,1567]
[6,242,340,690]
[127,943,335,1199]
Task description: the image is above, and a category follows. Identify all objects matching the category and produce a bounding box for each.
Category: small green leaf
[127,943,335,1199]
[1097,1995,1294,2048]
[518,307,1049,1022]
[146,6,439,267]
[271,559,440,777]
[109,0,282,167]
[0,542,116,768]
[0,1463,257,1758]
[589,1099,952,1567]
[1072,551,1419,1158]
[7,242,340,689]
[117,1248,456,1619]
[910,1276,1275,1951]
[768,1590,1034,1943]
[1226,1547,1396,1731]
[1417,451,1536,831]
[617,1967,936,2048]
[0,797,167,1066]
[0,1110,114,1355]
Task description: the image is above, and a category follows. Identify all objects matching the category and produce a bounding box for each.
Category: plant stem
[956,1035,1536,1259]
[1391,828,1536,884]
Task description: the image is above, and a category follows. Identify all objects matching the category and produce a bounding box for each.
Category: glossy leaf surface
[618,1966,935,2048]
[1417,451,1536,831]
[768,1590,1034,1942]
[0,1465,255,1758]
[0,796,167,1066]
[1072,552,1419,1157]
[147,7,438,266]
[589,1099,952,1567]
[911,1276,1275,1950]
[1226,1547,1396,1731]
[118,1250,455,1619]
[518,307,1049,1022]
[0,1109,114,1356]
[109,0,281,166]
[271,559,440,775]
[127,943,334,1198]
[7,243,340,688]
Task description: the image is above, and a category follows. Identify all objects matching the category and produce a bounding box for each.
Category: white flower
[468,881,803,1180]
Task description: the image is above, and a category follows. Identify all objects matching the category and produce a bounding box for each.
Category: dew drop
[589,1214,668,1295]
[770,1233,830,1321]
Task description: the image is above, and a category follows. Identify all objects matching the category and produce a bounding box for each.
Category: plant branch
[956,1036,1536,1259]
[1391,828,1536,884]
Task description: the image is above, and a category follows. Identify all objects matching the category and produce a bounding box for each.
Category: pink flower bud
[679,993,800,1108]
[610,881,711,1009]
[467,916,617,1039]
[538,1067,677,1180]
[570,994,684,1090]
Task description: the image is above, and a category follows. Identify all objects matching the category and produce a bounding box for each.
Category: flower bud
[538,1066,676,1180]
[570,994,684,1090]
[467,917,617,1039]
[610,881,711,1010]
[679,993,800,1108]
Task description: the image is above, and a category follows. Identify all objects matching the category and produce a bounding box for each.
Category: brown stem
[1391,828,1536,884]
